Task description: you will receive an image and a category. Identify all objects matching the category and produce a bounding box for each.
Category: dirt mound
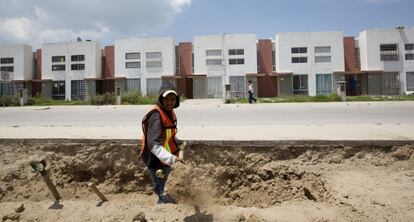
[1,141,413,209]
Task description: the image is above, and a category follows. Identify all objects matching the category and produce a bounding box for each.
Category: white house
[41,41,102,100]
[193,34,257,98]
[0,44,33,96]
[275,31,345,96]
[359,27,414,94]
[114,37,176,96]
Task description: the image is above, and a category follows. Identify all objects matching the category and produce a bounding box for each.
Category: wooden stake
[42,172,62,201]
[88,182,108,202]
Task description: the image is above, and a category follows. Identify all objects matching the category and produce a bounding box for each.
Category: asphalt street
[1,100,413,141]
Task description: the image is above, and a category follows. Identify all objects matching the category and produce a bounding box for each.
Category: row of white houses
[1,26,413,100]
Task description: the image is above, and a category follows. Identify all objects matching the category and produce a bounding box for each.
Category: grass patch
[121,91,158,105]
[228,94,414,103]
[346,95,414,101]
[30,96,89,106]
[14,91,184,106]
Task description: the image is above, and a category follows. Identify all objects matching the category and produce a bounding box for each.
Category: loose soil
[1,140,413,222]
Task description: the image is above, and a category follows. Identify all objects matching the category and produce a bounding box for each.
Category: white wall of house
[193,34,257,83]
[359,27,414,93]
[275,31,345,96]
[0,44,33,81]
[114,37,175,95]
[41,41,102,100]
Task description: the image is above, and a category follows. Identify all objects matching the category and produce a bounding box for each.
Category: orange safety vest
[141,105,178,165]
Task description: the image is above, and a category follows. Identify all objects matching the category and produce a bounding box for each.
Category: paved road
[1,100,413,140]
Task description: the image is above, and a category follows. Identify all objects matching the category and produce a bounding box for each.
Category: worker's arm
[146,112,177,166]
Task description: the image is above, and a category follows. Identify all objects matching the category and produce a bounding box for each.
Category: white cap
[162,90,177,97]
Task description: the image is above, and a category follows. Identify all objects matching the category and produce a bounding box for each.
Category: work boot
[157,195,167,205]
[163,194,177,204]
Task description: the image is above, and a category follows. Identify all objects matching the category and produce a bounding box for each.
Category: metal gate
[382,72,400,95]
[193,76,207,99]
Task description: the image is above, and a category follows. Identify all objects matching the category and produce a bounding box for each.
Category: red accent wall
[179,42,192,76]
[34,49,42,80]
[104,46,114,79]
[258,75,277,97]
[258,39,273,74]
[343,37,358,72]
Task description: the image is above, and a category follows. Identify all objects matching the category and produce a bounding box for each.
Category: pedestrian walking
[248,80,257,104]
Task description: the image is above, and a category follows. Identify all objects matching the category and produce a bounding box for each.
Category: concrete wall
[41,41,102,100]
[193,34,257,82]
[0,44,33,81]
[275,31,345,96]
[114,37,175,95]
[359,27,414,93]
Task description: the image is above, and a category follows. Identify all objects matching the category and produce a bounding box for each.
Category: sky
[0,0,413,49]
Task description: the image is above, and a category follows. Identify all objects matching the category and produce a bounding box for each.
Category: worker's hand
[175,150,185,163]
[178,141,187,151]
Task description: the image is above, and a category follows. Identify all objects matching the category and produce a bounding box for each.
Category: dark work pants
[248,91,257,104]
[147,166,171,203]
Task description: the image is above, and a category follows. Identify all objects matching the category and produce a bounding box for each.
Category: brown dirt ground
[0,141,414,222]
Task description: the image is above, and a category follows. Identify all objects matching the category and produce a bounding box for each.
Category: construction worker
[140,81,186,204]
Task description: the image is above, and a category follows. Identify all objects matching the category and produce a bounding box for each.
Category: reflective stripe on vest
[152,105,178,155]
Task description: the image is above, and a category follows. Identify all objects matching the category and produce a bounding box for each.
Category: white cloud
[0,17,33,40]
[0,0,192,48]
[168,0,191,13]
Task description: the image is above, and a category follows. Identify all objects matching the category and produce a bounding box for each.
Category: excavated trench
[0,140,413,208]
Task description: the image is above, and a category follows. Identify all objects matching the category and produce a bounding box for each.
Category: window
[405,54,414,60]
[126,78,141,92]
[380,44,399,61]
[71,55,85,62]
[71,64,85,70]
[52,65,65,71]
[292,57,307,63]
[0,58,13,64]
[52,81,65,99]
[229,58,244,65]
[175,46,180,74]
[315,56,331,63]
[52,56,65,62]
[405,44,414,50]
[146,78,162,95]
[0,66,13,72]
[0,82,14,96]
[407,72,414,91]
[206,59,222,65]
[207,76,222,98]
[381,44,398,51]
[125,52,140,60]
[146,52,162,59]
[146,61,162,68]
[126,62,141,68]
[291,47,307,54]
[315,46,331,53]
[293,75,308,95]
[229,49,244,56]
[71,80,85,100]
[229,76,245,98]
[206,50,222,56]
[316,74,332,95]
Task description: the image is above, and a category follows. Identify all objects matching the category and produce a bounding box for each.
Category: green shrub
[91,93,115,105]
[121,91,157,105]
[0,96,19,106]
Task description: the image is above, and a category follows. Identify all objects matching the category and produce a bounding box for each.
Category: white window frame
[315,56,331,63]
[206,50,222,56]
